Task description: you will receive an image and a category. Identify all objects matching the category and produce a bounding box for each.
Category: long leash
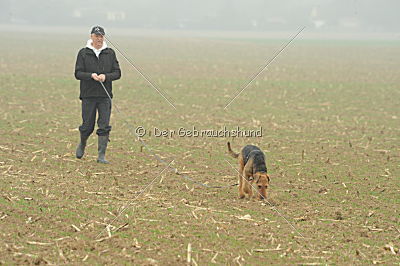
[97,80,238,189]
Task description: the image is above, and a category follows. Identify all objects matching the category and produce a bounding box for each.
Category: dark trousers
[79,98,112,137]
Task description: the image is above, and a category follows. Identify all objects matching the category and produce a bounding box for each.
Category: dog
[228,142,270,200]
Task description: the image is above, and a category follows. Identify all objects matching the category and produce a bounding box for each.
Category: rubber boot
[76,134,89,159]
[97,135,109,164]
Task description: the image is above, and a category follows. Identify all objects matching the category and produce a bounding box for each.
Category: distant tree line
[1,0,399,32]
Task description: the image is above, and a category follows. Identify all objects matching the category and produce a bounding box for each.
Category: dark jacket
[74,47,121,99]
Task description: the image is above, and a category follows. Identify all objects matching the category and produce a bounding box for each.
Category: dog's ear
[266,174,271,183]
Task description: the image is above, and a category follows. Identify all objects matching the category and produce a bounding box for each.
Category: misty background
[0,0,399,35]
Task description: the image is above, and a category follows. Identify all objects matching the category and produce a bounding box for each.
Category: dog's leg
[243,160,253,198]
[238,166,245,199]
[243,176,250,194]
[246,176,253,199]
[238,156,245,199]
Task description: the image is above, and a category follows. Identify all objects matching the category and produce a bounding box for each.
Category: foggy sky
[1,0,399,33]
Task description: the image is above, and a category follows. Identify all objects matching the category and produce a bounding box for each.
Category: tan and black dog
[228,142,270,200]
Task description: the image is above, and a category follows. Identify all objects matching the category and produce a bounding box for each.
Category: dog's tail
[227,142,239,158]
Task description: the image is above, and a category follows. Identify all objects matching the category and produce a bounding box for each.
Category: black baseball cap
[91,26,105,35]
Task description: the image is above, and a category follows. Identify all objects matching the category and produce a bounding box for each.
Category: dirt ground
[0,32,399,264]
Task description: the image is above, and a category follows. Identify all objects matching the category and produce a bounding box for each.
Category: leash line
[103,34,176,109]
[225,159,305,238]
[98,81,237,189]
[96,160,174,239]
[224,26,305,109]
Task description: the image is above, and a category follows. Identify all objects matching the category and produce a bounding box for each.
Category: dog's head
[254,172,270,200]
